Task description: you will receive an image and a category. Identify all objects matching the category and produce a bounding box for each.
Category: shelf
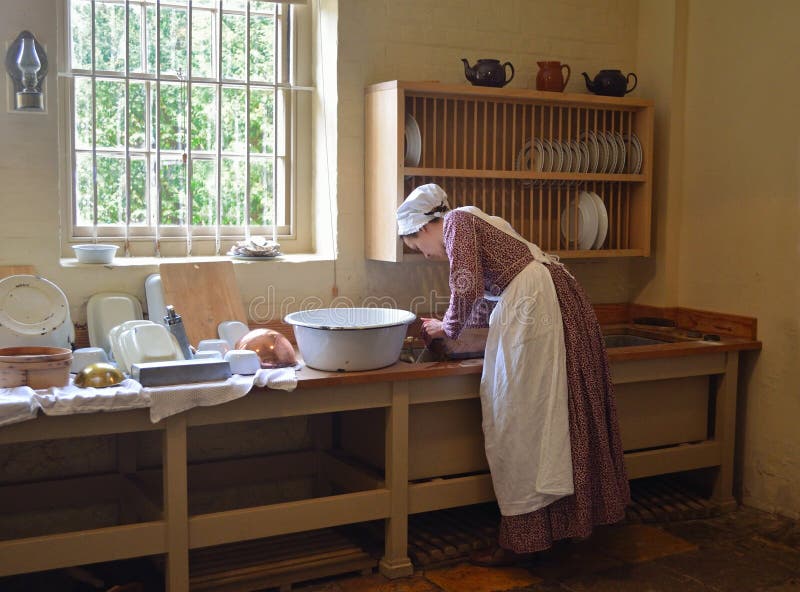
[365,80,655,261]
[404,168,647,182]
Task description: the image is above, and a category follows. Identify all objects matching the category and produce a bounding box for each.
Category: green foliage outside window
[71,0,278,231]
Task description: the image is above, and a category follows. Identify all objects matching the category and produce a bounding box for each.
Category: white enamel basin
[283,308,416,371]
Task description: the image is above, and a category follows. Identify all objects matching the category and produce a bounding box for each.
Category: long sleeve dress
[442,208,630,553]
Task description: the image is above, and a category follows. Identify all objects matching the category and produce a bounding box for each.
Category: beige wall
[0,0,642,329]
[677,0,800,518]
[7,0,797,521]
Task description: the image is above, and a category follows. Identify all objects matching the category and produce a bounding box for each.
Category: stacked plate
[515,132,642,175]
[560,191,609,250]
[404,113,421,167]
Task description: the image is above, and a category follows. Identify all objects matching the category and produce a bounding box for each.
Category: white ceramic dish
[70,347,110,373]
[118,323,184,373]
[218,320,251,349]
[579,132,600,172]
[0,275,74,349]
[284,307,416,372]
[589,191,609,249]
[560,192,598,250]
[404,113,421,167]
[108,320,157,370]
[73,244,118,264]
[224,349,261,375]
[197,338,230,356]
[144,274,167,325]
[194,350,223,360]
[87,292,143,354]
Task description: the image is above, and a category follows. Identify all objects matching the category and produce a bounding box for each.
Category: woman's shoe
[468,545,534,567]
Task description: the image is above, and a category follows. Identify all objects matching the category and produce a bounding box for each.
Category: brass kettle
[461,58,515,88]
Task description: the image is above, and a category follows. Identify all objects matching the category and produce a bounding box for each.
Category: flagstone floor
[298,506,800,592]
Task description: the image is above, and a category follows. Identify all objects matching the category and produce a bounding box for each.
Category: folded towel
[253,367,298,391]
[0,386,39,427]
[34,378,147,416]
[146,374,256,423]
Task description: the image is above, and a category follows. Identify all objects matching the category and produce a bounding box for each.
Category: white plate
[613,132,626,173]
[545,139,563,173]
[631,133,643,173]
[87,292,143,354]
[560,192,598,250]
[144,274,167,325]
[0,275,72,348]
[118,323,184,374]
[579,132,600,172]
[589,191,609,249]
[558,140,572,174]
[404,113,421,167]
[109,320,156,370]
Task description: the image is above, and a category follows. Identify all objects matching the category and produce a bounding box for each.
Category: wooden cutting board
[158,261,248,347]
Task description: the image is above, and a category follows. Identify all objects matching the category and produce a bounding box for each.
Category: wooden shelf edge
[404,168,648,182]
[366,80,655,108]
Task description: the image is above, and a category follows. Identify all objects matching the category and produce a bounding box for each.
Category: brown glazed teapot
[536,61,571,92]
[582,69,638,97]
[462,58,515,87]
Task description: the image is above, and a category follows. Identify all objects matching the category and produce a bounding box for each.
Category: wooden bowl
[0,346,72,389]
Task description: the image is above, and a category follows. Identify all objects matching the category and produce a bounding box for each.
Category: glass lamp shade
[5,30,48,111]
[17,37,41,91]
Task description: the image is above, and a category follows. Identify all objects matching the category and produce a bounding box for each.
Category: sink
[604,334,671,348]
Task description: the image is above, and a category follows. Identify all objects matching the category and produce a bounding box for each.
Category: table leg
[380,381,413,578]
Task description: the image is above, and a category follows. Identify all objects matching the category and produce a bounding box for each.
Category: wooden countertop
[293,323,761,389]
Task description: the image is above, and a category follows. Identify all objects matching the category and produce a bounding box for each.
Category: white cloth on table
[0,386,39,427]
[145,368,297,423]
[253,367,298,391]
[34,378,147,416]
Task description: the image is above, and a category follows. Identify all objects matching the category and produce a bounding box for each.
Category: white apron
[456,206,573,516]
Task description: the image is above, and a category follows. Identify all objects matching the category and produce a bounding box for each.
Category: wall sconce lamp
[5,30,48,111]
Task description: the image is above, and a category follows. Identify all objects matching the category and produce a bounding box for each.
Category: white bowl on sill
[73,244,119,264]
[284,307,416,372]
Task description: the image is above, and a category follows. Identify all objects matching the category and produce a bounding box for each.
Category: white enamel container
[284,308,416,372]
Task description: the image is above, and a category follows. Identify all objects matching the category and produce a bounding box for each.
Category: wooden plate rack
[365,81,654,261]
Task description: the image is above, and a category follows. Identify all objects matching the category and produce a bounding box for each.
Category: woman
[396,183,629,565]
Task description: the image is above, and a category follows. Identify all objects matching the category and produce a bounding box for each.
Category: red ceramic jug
[536,61,571,92]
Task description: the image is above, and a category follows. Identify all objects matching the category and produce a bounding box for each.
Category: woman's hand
[420,317,445,343]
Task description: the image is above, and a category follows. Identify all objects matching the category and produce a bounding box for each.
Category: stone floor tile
[588,524,697,564]
[656,542,799,590]
[530,539,626,582]
[554,561,712,592]
[424,562,542,592]
[755,578,800,592]
[334,573,441,592]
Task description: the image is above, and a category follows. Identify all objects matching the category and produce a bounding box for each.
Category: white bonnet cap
[396,184,450,236]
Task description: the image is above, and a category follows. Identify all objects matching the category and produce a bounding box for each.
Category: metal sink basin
[604,334,672,348]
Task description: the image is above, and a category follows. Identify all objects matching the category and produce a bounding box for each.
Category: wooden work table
[0,309,760,589]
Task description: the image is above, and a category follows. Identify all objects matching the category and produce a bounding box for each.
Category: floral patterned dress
[443,209,629,553]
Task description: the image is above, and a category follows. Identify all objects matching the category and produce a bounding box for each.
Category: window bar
[244,0,252,242]
[215,0,223,255]
[154,0,162,257]
[271,3,278,244]
[186,0,194,256]
[124,0,131,256]
[91,0,98,243]
[501,102,507,171]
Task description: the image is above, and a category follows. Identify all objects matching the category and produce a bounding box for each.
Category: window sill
[60,252,333,269]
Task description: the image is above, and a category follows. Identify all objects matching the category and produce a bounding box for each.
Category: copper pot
[235,329,297,368]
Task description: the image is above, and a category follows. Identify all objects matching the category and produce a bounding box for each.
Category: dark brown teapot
[582,69,637,97]
[462,58,515,87]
